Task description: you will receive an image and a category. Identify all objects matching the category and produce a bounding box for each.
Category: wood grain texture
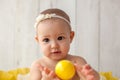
[76,0,100,71]
[100,0,120,77]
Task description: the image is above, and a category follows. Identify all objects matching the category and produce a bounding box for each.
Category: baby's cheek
[42,46,50,55]
[62,44,70,52]
[62,41,70,47]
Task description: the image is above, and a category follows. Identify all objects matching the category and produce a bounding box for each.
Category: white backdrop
[0,0,120,78]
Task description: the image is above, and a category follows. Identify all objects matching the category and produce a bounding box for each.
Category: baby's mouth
[52,51,61,54]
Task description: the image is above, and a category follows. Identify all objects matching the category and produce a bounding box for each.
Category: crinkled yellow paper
[0,68,119,80]
[0,68,29,80]
[100,72,119,80]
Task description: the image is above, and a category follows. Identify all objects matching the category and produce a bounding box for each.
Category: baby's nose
[51,41,59,48]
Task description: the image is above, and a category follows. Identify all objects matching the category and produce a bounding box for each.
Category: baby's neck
[43,54,71,63]
[43,56,59,64]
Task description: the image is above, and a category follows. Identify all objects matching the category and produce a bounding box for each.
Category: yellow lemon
[55,60,75,80]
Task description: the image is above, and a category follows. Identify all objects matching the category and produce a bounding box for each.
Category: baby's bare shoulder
[30,58,44,80]
[69,54,87,65]
[31,58,44,68]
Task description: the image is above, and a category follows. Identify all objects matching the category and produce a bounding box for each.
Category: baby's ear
[35,36,39,42]
[70,31,75,43]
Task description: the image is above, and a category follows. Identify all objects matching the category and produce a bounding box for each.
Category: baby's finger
[74,64,82,71]
[74,64,87,79]
[81,64,93,75]
[54,77,61,80]
[86,69,94,75]
[86,75,94,80]
[82,68,94,76]
[83,64,92,70]
[48,71,56,77]
[44,67,51,74]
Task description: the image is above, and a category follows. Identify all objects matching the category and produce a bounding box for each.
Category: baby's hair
[34,8,71,31]
[40,8,70,23]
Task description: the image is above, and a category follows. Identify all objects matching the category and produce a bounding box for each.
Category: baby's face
[36,19,74,60]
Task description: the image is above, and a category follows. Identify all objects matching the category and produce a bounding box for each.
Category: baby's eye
[43,38,49,42]
[57,36,65,40]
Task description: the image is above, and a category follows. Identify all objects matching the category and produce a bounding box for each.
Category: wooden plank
[76,0,100,70]
[0,0,39,70]
[13,0,40,69]
[100,0,120,77]
[0,0,15,70]
[39,0,52,12]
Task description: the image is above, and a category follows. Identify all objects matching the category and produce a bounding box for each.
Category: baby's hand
[75,64,100,80]
[38,65,60,80]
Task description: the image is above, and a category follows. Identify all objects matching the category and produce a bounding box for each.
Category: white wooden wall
[0,0,120,78]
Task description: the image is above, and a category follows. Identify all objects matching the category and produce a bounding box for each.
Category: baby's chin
[50,56,66,61]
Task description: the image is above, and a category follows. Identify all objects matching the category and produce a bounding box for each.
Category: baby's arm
[75,64,100,80]
[72,56,100,80]
[30,62,42,80]
[38,65,60,80]
[30,62,60,80]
